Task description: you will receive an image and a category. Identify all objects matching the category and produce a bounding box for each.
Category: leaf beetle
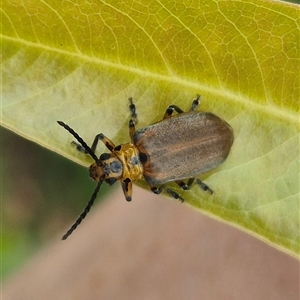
[58,95,233,239]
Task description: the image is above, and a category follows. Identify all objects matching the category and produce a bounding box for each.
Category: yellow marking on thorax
[115,143,143,181]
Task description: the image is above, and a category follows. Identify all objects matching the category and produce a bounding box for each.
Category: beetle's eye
[100,153,110,160]
[105,178,117,185]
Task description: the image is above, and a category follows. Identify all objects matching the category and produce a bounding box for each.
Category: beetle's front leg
[128,98,138,142]
[121,178,133,202]
[128,97,137,120]
[128,119,136,143]
[72,133,116,153]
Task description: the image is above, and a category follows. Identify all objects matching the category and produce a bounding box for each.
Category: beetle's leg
[128,98,137,120]
[72,133,116,153]
[193,178,213,194]
[150,185,185,202]
[176,178,213,194]
[163,94,201,119]
[128,119,136,142]
[175,180,190,190]
[128,98,138,142]
[121,178,132,202]
[163,105,184,119]
[189,94,201,111]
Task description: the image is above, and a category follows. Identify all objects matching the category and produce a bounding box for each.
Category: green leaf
[1,0,299,258]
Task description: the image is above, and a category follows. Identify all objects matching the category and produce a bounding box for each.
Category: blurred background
[1,126,111,279]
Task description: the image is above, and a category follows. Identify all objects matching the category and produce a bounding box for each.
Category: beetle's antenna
[57,121,99,163]
[62,179,103,240]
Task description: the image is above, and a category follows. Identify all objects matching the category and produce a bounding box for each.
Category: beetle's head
[89,153,123,185]
[57,120,124,239]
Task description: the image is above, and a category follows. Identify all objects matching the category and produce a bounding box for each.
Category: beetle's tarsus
[71,141,89,153]
[129,97,137,119]
[150,185,185,202]
[196,179,213,194]
[164,187,185,202]
[189,94,201,111]
[57,121,99,162]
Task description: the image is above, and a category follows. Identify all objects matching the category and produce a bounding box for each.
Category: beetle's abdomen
[134,112,233,185]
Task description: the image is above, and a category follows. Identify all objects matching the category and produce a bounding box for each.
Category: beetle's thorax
[89,142,143,184]
[114,142,143,182]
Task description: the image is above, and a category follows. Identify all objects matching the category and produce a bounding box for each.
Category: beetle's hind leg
[150,185,185,202]
[176,178,213,194]
[163,94,201,119]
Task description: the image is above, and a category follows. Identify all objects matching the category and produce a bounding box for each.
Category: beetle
[57,95,233,239]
